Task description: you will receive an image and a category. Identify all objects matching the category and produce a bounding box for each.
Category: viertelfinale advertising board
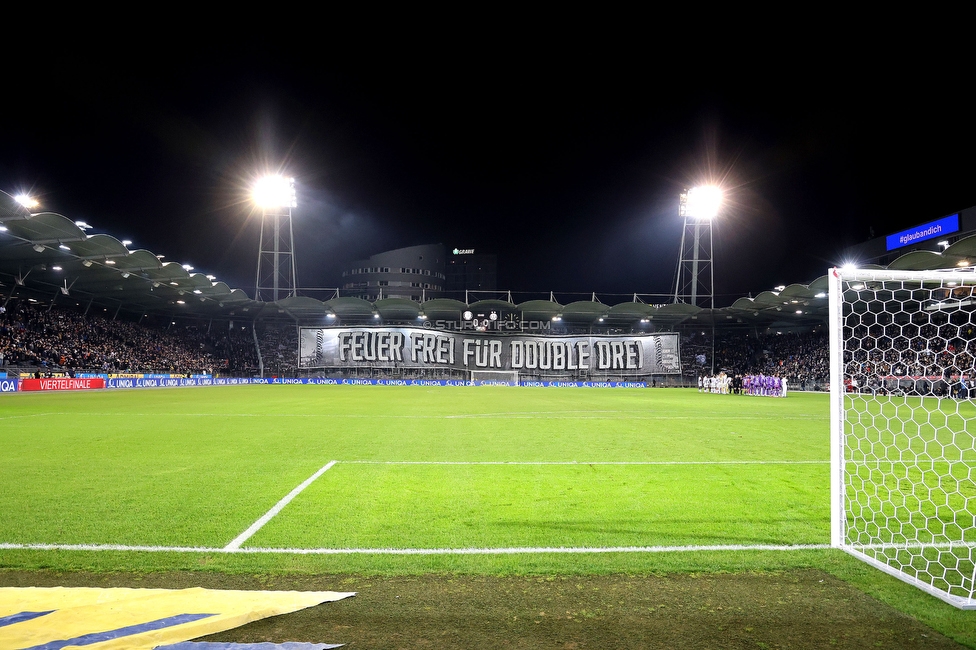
[299,328,680,375]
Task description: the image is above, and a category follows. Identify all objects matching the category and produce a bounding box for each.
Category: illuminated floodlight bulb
[15,194,39,209]
[75,221,91,229]
[841,262,857,271]
[122,239,132,246]
[680,186,723,219]
[253,175,297,208]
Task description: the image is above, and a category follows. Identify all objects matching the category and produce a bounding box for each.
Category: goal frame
[829,266,976,609]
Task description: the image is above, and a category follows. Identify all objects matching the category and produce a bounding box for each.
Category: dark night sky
[2,45,972,306]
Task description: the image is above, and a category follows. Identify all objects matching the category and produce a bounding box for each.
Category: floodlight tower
[672,186,722,308]
[253,175,299,302]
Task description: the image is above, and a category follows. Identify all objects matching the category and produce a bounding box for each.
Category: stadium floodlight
[253,175,297,209]
[253,174,299,305]
[679,185,723,219]
[122,239,132,246]
[15,194,39,209]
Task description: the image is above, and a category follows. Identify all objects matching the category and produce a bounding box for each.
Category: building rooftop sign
[886,214,960,251]
[453,248,475,255]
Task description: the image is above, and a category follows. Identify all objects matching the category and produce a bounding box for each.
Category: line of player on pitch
[698,373,788,397]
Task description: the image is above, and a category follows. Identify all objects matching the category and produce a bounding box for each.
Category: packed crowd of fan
[683,329,829,390]
[0,301,258,375]
[845,322,976,379]
[2,298,837,384]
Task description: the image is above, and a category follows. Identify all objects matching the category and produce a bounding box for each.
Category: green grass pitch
[5,385,976,645]
[0,385,829,553]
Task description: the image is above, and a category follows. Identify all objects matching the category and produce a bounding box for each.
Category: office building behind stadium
[341,244,447,301]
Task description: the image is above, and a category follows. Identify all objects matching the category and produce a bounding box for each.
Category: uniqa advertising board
[299,328,680,375]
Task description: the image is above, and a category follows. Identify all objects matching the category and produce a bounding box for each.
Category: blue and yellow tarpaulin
[0,586,354,649]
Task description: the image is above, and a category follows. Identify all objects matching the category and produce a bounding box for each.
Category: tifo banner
[299,328,680,375]
[19,377,105,391]
[0,586,354,650]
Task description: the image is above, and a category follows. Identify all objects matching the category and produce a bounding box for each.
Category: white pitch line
[339,460,828,466]
[0,412,824,421]
[0,542,832,555]
[223,460,337,551]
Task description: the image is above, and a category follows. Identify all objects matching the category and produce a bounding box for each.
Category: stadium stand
[0,299,257,376]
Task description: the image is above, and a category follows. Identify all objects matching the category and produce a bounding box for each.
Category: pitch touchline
[0,542,832,555]
[223,460,337,551]
[340,460,828,465]
[2,412,824,421]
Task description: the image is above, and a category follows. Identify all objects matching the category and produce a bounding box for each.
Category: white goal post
[829,267,976,609]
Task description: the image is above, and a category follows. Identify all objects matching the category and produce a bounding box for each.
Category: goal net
[829,267,976,608]
[470,370,519,385]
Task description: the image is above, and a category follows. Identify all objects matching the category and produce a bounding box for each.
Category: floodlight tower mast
[672,187,719,309]
[254,175,299,302]
[672,186,722,376]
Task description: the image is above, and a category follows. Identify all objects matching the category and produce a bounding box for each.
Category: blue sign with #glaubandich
[886,213,959,251]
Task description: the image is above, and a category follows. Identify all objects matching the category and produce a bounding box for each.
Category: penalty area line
[223,460,337,551]
[340,460,828,466]
[0,542,832,555]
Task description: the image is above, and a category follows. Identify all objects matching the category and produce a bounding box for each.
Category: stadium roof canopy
[6,191,973,329]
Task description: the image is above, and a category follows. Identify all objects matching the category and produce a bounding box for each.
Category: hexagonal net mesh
[829,268,976,608]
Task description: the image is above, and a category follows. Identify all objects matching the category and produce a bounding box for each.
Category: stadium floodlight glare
[253,175,297,208]
[15,194,39,209]
[679,185,723,219]
[122,239,132,246]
